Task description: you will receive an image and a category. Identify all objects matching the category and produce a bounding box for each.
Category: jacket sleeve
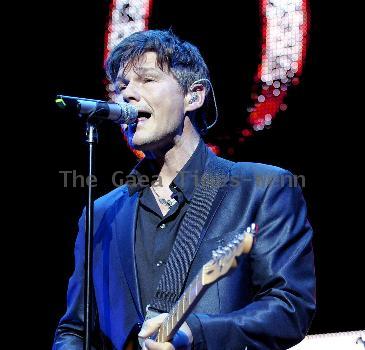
[193,171,316,350]
[52,211,101,350]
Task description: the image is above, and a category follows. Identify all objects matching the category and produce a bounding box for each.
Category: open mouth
[137,111,152,120]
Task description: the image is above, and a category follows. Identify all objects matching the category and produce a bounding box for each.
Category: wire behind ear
[189,78,219,130]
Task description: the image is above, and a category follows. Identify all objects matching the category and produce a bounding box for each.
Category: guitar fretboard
[157,269,204,342]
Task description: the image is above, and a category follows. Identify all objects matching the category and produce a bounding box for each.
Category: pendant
[158,198,176,209]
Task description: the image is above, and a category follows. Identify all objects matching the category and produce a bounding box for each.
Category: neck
[147,119,201,187]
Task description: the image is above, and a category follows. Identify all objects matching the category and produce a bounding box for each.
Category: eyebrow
[134,67,161,75]
[116,67,162,83]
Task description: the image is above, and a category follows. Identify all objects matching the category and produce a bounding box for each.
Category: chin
[133,137,173,154]
[130,135,156,152]
[129,126,177,152]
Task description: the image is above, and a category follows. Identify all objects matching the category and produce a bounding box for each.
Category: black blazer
[53,148,316,350]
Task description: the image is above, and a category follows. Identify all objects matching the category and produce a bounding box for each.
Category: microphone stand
[55,95,137,349]
[83,117,99,350]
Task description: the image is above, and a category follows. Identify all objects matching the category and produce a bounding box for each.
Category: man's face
[114,52,187,152]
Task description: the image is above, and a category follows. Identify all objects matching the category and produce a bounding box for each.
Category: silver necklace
[151,185,177,209]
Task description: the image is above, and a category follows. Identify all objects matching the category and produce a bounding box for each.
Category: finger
[138,313,169,338]
[145,338,173,350]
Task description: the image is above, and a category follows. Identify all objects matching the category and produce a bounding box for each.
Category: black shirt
[128,139,207,315]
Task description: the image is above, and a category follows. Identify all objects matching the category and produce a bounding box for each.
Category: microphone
[55,95,138,125]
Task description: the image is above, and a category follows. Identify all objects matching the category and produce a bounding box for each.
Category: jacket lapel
[113,191,144,319]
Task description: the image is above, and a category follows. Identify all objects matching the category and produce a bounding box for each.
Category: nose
[122,82,141,103]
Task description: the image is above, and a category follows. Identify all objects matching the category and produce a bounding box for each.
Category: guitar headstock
[201,223,257,286]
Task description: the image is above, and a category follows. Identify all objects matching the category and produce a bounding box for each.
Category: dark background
[23,0,363,348]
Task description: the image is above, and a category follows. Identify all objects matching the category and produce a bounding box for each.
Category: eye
[113,85,125,95]
[114,79,128,93]
[143,77,155,83]
[118,83,127,91]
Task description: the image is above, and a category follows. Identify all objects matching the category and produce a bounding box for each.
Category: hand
[138,313,193,350]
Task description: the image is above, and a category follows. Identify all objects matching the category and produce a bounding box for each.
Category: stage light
[246,0,309,134]
[104,0,153,64]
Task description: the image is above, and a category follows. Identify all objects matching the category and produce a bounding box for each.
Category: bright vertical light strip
[104,0,153,62]
[245,0,309,134]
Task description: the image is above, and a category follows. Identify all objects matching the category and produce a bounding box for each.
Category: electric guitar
[124,223,256,349]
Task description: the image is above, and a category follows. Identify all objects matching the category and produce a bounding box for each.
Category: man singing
[53,29,316,350]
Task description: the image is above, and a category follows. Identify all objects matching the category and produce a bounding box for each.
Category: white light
[106,0,150,54]
[258,95,266,102]
[281,84,288,91]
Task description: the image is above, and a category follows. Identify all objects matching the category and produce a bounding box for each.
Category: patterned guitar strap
[146,155,234,319]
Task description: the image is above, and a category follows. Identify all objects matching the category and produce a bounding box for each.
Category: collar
[127,139,207,201]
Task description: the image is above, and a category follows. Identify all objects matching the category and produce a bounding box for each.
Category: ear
[184,84,206,113]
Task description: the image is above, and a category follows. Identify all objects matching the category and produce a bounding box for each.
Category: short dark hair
[105,29,210,94]
[105,30,211,134]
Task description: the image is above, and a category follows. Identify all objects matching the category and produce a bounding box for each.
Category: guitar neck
[156,269,205,343]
